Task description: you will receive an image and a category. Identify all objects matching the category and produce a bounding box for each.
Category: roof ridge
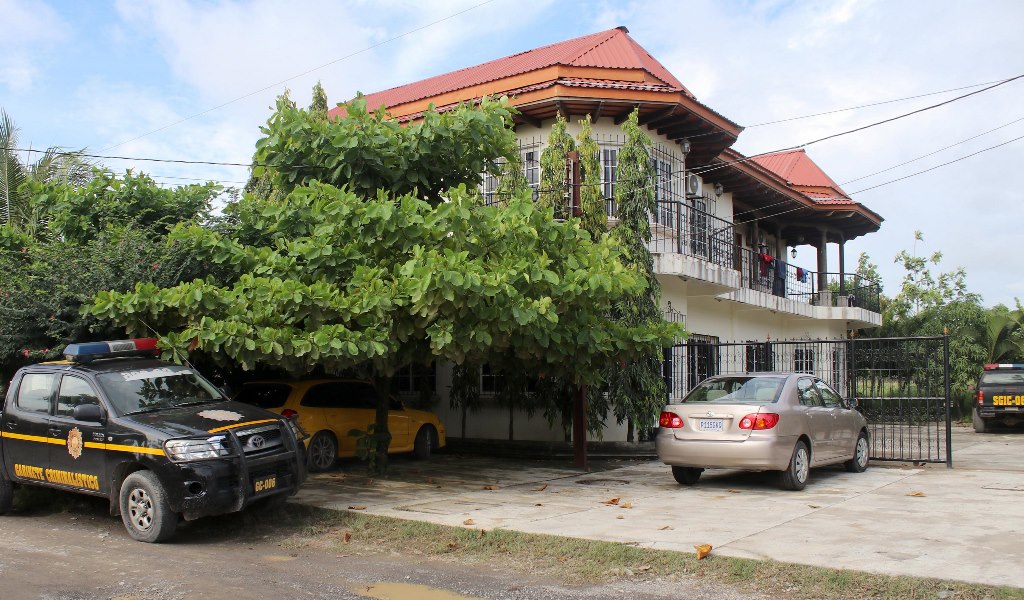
[566,28,625,64]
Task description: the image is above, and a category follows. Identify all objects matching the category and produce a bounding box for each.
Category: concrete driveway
[294,425,1024,588]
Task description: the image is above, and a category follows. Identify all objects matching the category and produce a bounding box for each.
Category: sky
[2,0,1022,307]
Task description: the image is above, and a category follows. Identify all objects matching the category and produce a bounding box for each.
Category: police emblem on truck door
[67,427,84,459]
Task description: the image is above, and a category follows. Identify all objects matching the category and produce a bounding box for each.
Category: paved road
[297,425,1024,589]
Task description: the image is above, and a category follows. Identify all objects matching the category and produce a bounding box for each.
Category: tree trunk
[508,404,514,441]
[371,373,394,475]
[626,417,635,443]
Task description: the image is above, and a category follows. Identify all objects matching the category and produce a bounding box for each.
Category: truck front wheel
[0,477,13,514]
[119,471,178,543]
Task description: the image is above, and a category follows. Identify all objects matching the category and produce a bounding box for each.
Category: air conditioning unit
[685,173,702,197]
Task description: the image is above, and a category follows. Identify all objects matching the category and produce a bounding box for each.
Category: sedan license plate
[699,419,724,432]
[253,474,277,495]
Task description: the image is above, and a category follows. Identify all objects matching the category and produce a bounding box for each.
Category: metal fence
[663,336,952,465]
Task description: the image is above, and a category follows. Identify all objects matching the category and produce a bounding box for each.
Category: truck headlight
[165,435,231,461]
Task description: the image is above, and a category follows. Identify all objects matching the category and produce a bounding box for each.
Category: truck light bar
[984,364,1024,370]
[64,338,159,363]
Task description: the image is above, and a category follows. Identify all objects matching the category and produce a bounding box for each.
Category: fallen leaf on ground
[727,489,741,493]
[601,497,621,505]
[620,502,633,509]
[483,485,498,490]
[906,491,926,497]
[658,525,673,531]
[695,544,713,560]
[558,556,568,562]
[534,484,548,491]
[808,504,821,509]
[343,531,352,543]
[348,505,367,510]
[616,515,625,520]
[463,519,475,526]
[478,529,486,537]
[534,503,544,506]
[637,565,652,572]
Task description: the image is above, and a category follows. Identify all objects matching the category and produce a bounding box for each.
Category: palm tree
[984,306,1024,364]
[1,109,93,230]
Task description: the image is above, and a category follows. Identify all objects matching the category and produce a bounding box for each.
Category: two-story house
[330,26,884,442]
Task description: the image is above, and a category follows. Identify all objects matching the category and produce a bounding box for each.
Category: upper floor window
[601,147,618,216]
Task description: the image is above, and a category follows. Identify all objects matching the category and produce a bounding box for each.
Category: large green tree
[91,184,680,470]
[538,115,575,216]
[91,95,681,472]
[606,109,673,440]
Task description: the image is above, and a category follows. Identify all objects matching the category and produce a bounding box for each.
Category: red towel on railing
[796,267,804,282]
[759,253,773,276]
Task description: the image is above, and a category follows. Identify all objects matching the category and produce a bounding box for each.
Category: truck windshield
[674,376,785,405]
[96,366,224,415]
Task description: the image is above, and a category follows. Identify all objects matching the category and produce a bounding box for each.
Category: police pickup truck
[974,363,1024,433]
[0,339,307,542]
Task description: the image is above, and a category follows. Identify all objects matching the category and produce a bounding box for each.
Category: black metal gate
[663,336,952,466]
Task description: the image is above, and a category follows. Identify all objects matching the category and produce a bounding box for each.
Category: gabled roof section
[330,27,692,117]
[752,149,850,200]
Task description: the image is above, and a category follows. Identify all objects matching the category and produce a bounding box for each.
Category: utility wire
[690,73,1024,178]
[745,77,1017,127]
[99,0,499,152]
[846,134,1024,195]
[838,116,1024,185]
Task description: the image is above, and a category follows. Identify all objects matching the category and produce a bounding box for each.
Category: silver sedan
[655,373,869,490]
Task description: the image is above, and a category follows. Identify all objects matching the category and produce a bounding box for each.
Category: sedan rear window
[675,376,785,405]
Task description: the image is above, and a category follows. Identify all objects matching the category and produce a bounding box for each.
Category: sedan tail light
[739,413,780,430]
[659,411,684,428]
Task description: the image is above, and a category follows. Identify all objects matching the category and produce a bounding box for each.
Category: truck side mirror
[73,403,105,423]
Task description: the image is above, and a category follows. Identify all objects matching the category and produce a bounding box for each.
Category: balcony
[613,199,741,294]
[722,246,882,327]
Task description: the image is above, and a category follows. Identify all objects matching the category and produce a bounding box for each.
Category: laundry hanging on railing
[773,259,787,297]
[758,252,774,276]
[796,267,809,283]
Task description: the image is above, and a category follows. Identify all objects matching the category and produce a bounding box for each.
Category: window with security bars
[687,334,721,390]
[652,158,674,227]
[601,147,618,215]
[481,170,499,206]
[794,347,815,373]
[745,342,775,372]
[523,150,540,199]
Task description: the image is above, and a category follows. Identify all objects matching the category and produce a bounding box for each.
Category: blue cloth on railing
[796,267,808,283]
[773,260,787,297]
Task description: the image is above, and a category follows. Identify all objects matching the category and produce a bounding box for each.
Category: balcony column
[838,232,846,295]
[817,228,828,293]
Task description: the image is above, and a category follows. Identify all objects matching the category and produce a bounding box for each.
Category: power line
[838,116,1024,185]
[745,77,1018,127]
[690,73,1024,178]
[99,0,499,153]
[846,134,1024,195]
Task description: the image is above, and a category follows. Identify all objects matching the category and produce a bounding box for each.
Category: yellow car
[235,379,446,472]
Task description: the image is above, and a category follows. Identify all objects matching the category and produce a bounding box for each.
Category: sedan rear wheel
[779,440,810,491]
[844,431,870,473]
[671,466,703,485]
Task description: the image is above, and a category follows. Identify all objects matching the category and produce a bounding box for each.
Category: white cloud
[0,0,67,92]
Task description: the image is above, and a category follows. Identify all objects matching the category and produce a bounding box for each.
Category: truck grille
[234,423,284,456]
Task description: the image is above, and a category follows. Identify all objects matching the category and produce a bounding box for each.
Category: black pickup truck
[974,363,1024,433]
[0,338,307,542]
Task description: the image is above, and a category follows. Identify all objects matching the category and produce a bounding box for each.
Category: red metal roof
[329,27,693,117]
[752,149,851,200]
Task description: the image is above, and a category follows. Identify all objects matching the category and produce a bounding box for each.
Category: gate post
[944,335,953,468]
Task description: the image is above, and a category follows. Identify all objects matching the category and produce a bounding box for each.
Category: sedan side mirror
[73,403,105,423]
[847,398,859,409]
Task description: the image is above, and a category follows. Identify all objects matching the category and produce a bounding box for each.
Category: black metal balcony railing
[608,199,735,270]
[736,246,881,313]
